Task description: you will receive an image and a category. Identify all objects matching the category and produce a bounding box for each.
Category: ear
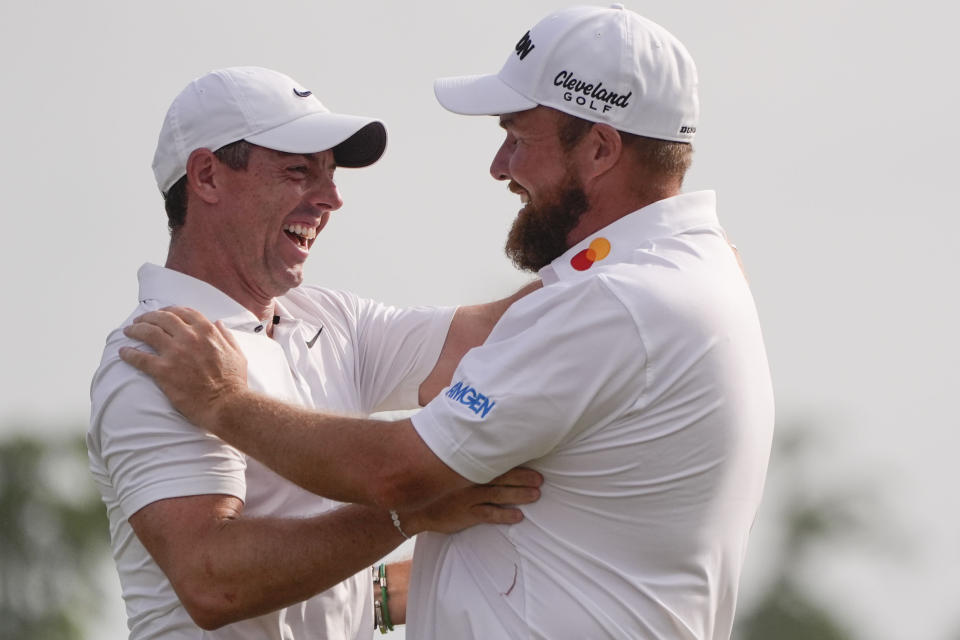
[184,148,221,205]
[582,123,622,181]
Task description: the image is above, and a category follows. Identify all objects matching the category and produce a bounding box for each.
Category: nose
[307,175,343,212]
[489,140,512,182]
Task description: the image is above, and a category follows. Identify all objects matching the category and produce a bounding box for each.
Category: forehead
[498,106,559,133]
[252,145,336,166]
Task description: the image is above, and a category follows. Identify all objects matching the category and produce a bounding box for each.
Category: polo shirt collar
[539,190,718,285]
[137,263,268,334]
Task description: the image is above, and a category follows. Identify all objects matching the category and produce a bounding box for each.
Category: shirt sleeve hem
[410,407,497,484]
[119,477,247,519]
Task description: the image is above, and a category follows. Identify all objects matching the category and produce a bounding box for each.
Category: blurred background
[1,1,957,638]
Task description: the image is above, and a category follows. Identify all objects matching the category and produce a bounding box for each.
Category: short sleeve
[353,297,456,413]
[90,342,247,519]
[411,277,647,483]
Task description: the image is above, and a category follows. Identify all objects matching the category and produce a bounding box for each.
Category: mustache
[508,181,527,197]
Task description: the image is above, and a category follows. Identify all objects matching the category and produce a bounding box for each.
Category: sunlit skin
[489,109,589,271]
[489,106,632,253]
[491,108,583,237]
[165,146,342,326]
[490,106,687,263]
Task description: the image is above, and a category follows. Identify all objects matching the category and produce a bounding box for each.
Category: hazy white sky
[1,1,957,638]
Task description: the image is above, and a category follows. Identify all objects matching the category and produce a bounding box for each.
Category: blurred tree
[732,426,873,640]
[0,433,111,640]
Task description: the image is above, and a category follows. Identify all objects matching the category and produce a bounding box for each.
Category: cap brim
[434,73,537,116]
[245,112,386,168]
[332,121,387,168]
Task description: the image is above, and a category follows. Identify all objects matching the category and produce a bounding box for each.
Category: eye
[288,165,309,176]
[502,132,520,148]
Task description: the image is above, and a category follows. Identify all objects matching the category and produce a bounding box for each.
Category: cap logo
[570,237,611,271]
[514,30,536,60]
[292,87,313,98]
[555,71,631,115]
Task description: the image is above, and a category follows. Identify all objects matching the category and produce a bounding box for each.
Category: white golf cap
[153,66,387,193]
[434,4,699,142]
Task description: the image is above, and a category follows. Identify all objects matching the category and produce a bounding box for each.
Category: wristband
[373,566,385,632]
[378,563,394,633]
[389,509,411,540]
[374,598,386,634]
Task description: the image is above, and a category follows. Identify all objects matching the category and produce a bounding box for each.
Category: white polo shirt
[88,264,453,640]
[408,191,775,640]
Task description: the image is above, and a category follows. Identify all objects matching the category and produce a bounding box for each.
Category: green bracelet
[379,563,394,632]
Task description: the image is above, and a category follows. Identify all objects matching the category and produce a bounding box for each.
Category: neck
[166,234,276,322]
[568,178,680,246]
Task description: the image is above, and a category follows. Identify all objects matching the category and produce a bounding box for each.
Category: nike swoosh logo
[293,88,312,98]
[306,326,323,349]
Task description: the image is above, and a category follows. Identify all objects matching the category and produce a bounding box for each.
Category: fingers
[472,483,540,507]
[488,467,543,489]
[123,319,175,352]
[127,307,211,336]
[131,309,190,335]
[118,345,159,376]
[214,320,244,352]
[164,306,210,326]
[470,504,525,525]
[123,307,223,353]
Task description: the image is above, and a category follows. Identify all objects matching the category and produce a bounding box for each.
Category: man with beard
[120,7,775,639]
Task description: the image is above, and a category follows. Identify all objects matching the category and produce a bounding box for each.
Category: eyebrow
[498,114,516,130]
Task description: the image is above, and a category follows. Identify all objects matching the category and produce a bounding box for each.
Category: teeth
[520,193,530,204]
[283,224,317,239]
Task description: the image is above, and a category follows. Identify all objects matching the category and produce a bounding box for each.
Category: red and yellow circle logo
[570,237,611,271]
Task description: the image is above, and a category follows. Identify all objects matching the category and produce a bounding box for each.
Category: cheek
[512,149,557,188]
[316,211,331,234]
[508,148,534,179]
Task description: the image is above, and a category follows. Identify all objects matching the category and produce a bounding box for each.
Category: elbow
[188,611,230,632]
[175,576,246,630]
[182,595,238,631]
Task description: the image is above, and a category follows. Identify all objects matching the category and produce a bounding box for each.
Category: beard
[504,175,590,272]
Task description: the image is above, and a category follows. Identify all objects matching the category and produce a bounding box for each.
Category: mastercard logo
[570,237,611,271]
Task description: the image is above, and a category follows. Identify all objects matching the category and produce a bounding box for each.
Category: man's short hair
[163,140,253,233]
[555,112,693,183]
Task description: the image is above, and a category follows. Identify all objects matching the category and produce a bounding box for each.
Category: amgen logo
[445,381,497,418]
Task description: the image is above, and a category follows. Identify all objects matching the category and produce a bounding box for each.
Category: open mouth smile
[508,181,530,205]
[282,223,317,249]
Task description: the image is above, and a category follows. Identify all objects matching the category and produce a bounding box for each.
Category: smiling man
[122,8,775,639]
[87,67,542,640]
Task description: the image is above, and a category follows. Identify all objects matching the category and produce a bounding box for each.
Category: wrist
[204,385,249,436]
[391,509,423,537]
[390,509,418,538]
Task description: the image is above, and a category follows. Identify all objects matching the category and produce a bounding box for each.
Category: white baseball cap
[434,4,699,142]
[153,66,387,193]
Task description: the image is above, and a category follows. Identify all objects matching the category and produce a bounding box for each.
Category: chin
[270,269,305,296]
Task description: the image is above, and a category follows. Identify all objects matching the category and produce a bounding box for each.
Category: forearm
[132,471,538,630]
[210,391,465,509]
[170,503,410,628]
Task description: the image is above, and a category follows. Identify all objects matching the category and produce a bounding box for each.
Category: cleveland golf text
[554,70,631,112]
